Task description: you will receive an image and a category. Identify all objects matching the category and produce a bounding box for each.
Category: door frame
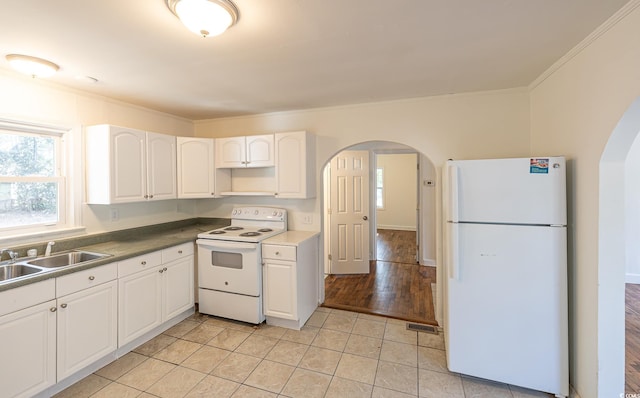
[322,142,434,275]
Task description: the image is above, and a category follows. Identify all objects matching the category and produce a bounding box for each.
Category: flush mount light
[5,54,59,78]
[166,0,239,38]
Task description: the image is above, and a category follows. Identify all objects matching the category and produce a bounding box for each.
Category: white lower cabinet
[0,242,196,397]
[0,281,56,398]
[56,279,118,380]
[263,232,319,330]
[118,243,194,346]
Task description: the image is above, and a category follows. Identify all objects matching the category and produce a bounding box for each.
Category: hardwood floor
[323,229,437,325]
[627,283,640,393]
[376,229,418,264]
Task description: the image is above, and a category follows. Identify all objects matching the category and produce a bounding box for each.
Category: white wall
[626,135,640,283]
[529,2,640,396]
[376,154,417,231]
[194,88,532,234]
[0,69,196,244]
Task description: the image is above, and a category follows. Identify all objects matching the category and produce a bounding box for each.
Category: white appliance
[196,206,287,324]
[443,157,569,397]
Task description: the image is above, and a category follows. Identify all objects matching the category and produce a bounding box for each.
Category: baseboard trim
[626,273,640,284]
[376,225,416,231]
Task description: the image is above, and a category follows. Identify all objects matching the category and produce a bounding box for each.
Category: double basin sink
[0,251,111,283]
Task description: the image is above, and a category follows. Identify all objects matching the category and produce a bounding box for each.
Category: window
[0,123,66,233]
[376,166,384,209]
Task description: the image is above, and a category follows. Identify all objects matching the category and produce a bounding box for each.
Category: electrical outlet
[110,208,119,222]
[302,214,313,224]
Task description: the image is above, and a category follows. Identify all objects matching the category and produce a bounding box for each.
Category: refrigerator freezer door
[445,223,568,396]
[446,157,566,225]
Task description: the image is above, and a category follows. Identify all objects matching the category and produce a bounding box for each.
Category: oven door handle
[196,239,257,251]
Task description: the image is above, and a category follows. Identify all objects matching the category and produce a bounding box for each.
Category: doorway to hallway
[323,228,437,325]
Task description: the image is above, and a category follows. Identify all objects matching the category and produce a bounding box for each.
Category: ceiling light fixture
[166,0,239,38]
[5,54,59,78]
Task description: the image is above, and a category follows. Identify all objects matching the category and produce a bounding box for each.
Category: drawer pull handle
[159,269,164,274]
[88,276,95,281]
[275,251,280,255]
[141,261,147,265]
[164,267,167,271]
[178,250,183,254]
[50,307,57,312]
[60,303,67,309]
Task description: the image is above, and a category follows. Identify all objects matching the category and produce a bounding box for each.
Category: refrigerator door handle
[448,222,460,280]
[447,164,459,222]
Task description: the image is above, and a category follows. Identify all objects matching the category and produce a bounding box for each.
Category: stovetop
[197,206,287,243]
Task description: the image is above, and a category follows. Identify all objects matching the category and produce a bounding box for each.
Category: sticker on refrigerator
[530,158,549,174]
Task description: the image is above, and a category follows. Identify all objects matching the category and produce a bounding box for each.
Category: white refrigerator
[443,157,569,397]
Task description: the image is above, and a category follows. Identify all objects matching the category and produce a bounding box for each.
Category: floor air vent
[406,323,438,334]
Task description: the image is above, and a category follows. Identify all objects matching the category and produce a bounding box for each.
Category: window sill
[0,226,87,246]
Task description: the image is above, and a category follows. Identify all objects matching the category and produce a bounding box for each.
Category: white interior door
[330,150,370,274]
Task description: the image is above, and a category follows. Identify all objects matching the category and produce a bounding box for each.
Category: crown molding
[529,0,640,90]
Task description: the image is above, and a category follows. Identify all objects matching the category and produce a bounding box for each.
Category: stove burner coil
[239,232,261,237]
[209,230,226,235]
[224,226,244,231]
[257,228,273,232]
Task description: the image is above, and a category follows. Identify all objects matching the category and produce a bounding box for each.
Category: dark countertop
[0,218,229,293]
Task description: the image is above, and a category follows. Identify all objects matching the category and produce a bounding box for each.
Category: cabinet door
[177,137,215,198]
[0,300,56,398]
[111,128,147,203]
[263,259,297,320]
[216,136,246,168]
[163,256,195,320]
[57,280,117,381]
[147,132,177,200]
[275,131,315,198]
[118,267,163,346]
[246,134,274,168]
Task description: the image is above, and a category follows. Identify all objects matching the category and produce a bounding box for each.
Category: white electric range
[196,206,287,324]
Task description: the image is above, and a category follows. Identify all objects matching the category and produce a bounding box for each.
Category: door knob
[363,216,368,220]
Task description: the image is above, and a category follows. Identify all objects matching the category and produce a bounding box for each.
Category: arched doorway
[319,141,438,324]
[599,97,640,393]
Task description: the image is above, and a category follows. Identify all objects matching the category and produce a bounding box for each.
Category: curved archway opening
[319,140,440,324]
[598,96,640,393]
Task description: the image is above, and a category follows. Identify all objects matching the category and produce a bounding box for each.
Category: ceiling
[0,0,629,120]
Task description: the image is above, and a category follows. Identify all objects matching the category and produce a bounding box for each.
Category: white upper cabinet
[147,132,177,201]
[177,137,215,198]
[85,125,177,204]
[275,131,316,199]
[215,134,274,168]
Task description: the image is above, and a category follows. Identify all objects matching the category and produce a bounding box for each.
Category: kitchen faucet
[0,248,18,263]
[45,241,55,257]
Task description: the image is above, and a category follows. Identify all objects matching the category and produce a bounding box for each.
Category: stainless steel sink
[27,251,111,268]
[0,264,44,281]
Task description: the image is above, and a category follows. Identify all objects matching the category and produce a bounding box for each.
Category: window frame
[0,118,75,239]
[376,166,385,210]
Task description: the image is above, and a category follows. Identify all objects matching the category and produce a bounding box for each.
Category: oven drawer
[262,245,296,261]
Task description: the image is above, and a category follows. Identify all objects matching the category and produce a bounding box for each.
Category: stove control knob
[278,211,283,217]
[272,211,277,216]
[254,210,259,215]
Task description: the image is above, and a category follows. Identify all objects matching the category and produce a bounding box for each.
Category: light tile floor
[54,307,553,398]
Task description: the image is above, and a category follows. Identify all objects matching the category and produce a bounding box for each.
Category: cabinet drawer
[118,251,162,278]
[56,262,117,297]
[262,245,296,261]
[162,242,194,263]
[0,279,56,317]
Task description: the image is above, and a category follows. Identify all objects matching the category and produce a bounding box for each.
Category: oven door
[196,239,261,296]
